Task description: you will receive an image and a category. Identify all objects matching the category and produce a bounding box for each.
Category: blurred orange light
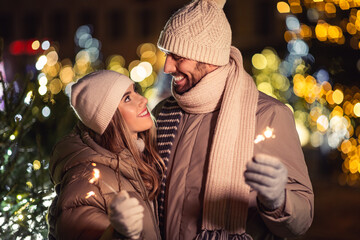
[354,103,360,117]
[277,1,290,13]
[339,0,350,10]
[325,3,336,14]
[315,23,328,41]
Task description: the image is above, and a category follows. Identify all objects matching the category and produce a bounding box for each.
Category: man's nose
[163,55,176,74]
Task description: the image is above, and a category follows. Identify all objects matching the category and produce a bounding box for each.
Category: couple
[48,0,314,239]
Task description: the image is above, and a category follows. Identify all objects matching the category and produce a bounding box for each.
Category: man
[153,0,314,239]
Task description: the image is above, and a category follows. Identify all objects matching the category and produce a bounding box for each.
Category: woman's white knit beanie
[70,70,133,135]
[157,0,231,66]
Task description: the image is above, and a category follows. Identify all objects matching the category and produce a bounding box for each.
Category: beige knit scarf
[173,47,259,234]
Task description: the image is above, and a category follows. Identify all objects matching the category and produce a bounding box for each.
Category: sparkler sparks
[85,191,95,199]
[254,127,275,144]
[89,168,100,184]
[86,164,117,199]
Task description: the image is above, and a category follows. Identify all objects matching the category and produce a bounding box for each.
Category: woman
[47,70,163,240]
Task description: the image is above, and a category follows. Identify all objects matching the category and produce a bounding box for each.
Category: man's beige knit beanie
[157,0,231,66]
[70,70,133,135]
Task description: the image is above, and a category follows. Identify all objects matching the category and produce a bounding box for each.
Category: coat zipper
[133,167,161,240]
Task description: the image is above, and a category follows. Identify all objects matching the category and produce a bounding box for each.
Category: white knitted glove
[244,153,288,210]
[108,190,144,239]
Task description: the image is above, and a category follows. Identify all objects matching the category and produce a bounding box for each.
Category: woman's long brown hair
[90,109,164,200]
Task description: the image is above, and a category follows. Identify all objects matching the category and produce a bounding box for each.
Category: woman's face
[118,84,153,139]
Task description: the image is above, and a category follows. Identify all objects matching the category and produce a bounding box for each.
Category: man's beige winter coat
[154,92,314,240]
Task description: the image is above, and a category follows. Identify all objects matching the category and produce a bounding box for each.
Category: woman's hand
[108,190,144,239]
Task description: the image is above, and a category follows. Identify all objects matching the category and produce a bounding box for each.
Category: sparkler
[85,191,95,199]
[254,126,275,144]
[86,164,117,199]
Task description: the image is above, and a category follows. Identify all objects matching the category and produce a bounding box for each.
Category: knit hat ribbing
[157,0,231,66]
[70,70,133,135]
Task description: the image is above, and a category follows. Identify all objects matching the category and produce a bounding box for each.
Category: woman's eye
[125,96,130,102]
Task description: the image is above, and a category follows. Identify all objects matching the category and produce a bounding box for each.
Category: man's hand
[244,153,288,210]
[108,190,144,239]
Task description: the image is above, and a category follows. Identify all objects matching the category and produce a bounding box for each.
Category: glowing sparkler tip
[85,191,95,199]
[89,168,100,184]
[264,127,274,138]
[254,126,276,144]
[254,135,265,144]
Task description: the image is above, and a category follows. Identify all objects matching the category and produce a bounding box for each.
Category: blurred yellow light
[138,62,153,78]
[252,54,267,70]
[317,115,329,132]
[328,26,341,39]
[313,0,323,2]
[325,3,336,14]
[332,89,344,104]
[26,181,33,188]
[295,121,310,146]
[315,23,328,41]
[262,48,279,69]
[354,102,360,117]
[330,106,344,120]
[346,23,357,35]
[300,24,312,38]
[290,3,302,13]
[153,50,166,72]
[140,73,156,88]
[141,51,157,65]
[138,43,156,57]
[116,67,130,77]
[284,31,296,42]
[128,60,141,72]
[277,1,290,13]
[46,51,59,67]
[38,76,48,86]
[321,81,332,92]
[257,82,273,96]
[310,131,323,147]
[144,87,157,101]
[341,140,352,154]
[310,107,322,122]
[326,90,335,105]
[336,36,345,45]
[349,159,359,174]
[49,78,63,95]
[32,40,40,50]
[107,55,125,68]
[339,0,350,10]
[59,66,74,84]
[33,160,41,170]
[343,101,354,116]
[38,85,47,96]
[271,73,289,91]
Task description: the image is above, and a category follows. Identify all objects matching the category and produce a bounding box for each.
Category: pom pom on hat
[157,0,231,66]
[70,70,133,135]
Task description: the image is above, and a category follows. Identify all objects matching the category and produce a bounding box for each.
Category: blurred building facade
[0,0,285,64]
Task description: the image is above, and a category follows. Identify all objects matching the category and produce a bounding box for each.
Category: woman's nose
[138,95,148,107]
[163,55,176,74]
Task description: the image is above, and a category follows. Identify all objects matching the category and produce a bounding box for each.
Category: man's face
[163,53,217,94]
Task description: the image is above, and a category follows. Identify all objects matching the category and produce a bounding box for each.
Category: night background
[1,0,360,239]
